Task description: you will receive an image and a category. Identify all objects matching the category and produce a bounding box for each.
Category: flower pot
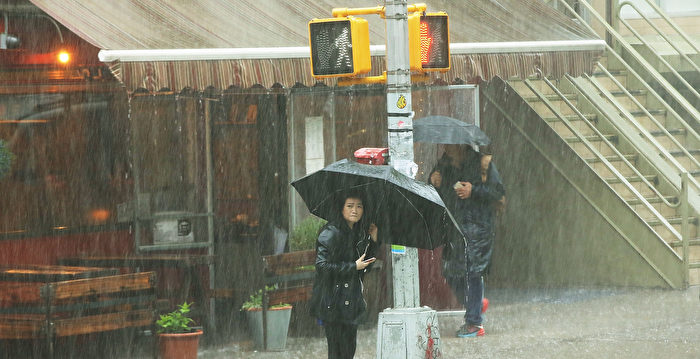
[244,306,292,351]
[158,330,203,359]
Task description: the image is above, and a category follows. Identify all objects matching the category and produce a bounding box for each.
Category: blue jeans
[447,271,484,326]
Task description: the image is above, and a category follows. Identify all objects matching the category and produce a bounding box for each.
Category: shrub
[241,285,290,311]
[156,302,196,334]
[289,217,326,251]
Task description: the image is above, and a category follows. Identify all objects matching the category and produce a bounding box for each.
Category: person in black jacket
[429,144,505,338]
[309,191,379,359]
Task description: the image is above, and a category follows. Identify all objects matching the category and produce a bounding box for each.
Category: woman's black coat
[309,220,378,325]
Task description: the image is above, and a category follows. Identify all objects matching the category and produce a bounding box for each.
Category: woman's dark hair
[336,189,365,213]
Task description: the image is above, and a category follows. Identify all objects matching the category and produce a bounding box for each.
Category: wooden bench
[0,271,157,358]
[261,250,316,309]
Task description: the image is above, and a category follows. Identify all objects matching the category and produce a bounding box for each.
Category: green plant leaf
[156,302,196,333]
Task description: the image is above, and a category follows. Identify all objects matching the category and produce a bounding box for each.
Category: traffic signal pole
[384,0,419,309]
[376,1,441,358]
[306,3,443,357]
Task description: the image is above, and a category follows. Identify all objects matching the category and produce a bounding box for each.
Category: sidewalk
[198,286,700,358]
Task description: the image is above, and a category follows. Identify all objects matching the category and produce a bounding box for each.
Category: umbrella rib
[390,188,432,243]
[310,180,383,214]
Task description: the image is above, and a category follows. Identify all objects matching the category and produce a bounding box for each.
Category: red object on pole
[353,147,389,165]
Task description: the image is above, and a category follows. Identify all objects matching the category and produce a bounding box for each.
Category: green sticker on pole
[391,244,406,254]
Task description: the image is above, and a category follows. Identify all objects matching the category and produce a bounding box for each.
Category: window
[0,90,128,236]
[304,116,325,174]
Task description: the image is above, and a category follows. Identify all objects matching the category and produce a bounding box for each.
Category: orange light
[419,22,432,64]
[89,209,110,223]
[58,51,70,64]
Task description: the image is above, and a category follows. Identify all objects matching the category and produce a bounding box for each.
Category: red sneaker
[456,325,485,338]
[481,298,489,314]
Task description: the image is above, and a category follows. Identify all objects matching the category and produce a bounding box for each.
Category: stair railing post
[680,171,690,289]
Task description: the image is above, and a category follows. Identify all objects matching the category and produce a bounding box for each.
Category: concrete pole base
[376,306,441,359]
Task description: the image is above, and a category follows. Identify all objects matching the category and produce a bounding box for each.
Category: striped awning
[30,0,604,92]
[105,49,601,92]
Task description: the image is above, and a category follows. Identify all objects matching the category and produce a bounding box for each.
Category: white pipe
[99,40,606,62]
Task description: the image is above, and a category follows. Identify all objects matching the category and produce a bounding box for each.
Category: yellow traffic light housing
[308,16,371,78]
[409,12,450,72]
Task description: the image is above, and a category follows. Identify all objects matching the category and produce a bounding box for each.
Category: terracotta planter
[158,329,203,359]
[245,305,292,350]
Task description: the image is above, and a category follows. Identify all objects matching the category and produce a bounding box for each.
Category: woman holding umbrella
[309,190,379,359]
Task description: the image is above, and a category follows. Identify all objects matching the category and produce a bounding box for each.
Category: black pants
[324,322,358,359]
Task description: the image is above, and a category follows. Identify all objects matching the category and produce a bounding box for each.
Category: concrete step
[670,148,700,158]
[606,174,658,185]
[567,134,619,157]
[646,216,698,241]
[522,93,577,103]
[586,154,639,178]
[668,239,700,263]
[544,114,599,137]
[648,128,688,149]
[585,154,638,164]
[605,174,659,197]
[565,134,618,144]
[627,109,668,130]
[620,109,667,131]
[673,238,700,286]
[527,98,580,117]
[606,89,648,108]
[590,69,629,89]
[626,195,679,218]
[669,149,700,171]
[507,77,560,95]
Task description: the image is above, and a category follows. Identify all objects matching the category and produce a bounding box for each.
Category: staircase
[502,2,700,287]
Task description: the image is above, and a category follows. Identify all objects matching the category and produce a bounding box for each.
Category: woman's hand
[454,181,472,199]
[356,253,376,270]
[368,223,378,242]
[430,171,442,188]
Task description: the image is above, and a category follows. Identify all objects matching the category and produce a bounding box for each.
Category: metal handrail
[561,9,700,157]
[491,78,680,286]
[680,171,691,288]
[525,69,681,241]
[618,1,700,103]
[582,63,700,192]
[554,0,700,188]
[554,0,700,131]
[621,0,700,54]
[566,71,679,208]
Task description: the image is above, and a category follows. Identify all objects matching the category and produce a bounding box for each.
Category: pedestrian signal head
[409,12,450,72]
[308,17,371,78]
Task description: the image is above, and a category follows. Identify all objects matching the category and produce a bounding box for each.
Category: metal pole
[680,172,690,289]
[384,0,420,309]
[204,98,216,331]
[377,1,441,358]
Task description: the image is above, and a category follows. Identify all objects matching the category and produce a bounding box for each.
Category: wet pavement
[196,286,700,359]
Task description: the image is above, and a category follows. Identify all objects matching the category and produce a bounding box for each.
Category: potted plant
[241,286,292,351]
[156,302,203,359]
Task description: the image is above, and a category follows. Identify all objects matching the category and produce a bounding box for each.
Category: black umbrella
[414,115,490,145]
[291,159,462,250]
